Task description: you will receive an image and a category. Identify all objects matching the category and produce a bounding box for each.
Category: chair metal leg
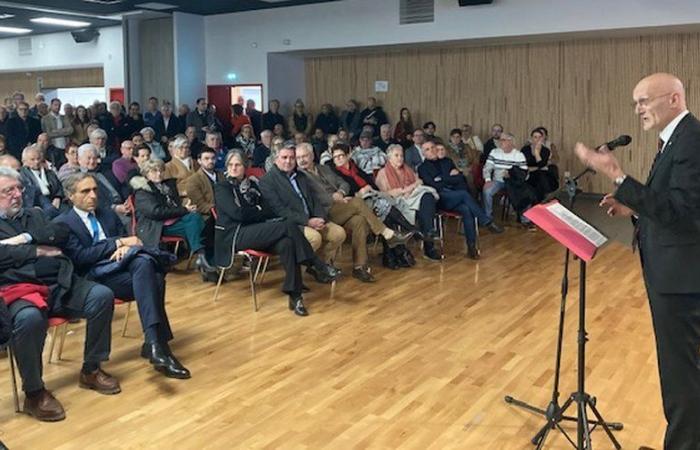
[173,241,181,257]
[212,268,226,302]
[249,256,259,312]
[257,257,270,285]
[7,345,20,412]
[121,302,132,337]
[48,325,58,364]
[57,322,68,361]
[474,217,480,250]
[436,215,445,257]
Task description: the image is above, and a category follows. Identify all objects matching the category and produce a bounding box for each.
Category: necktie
[633,138,665,252]
[650,138,664,173]
[87,212,101,244]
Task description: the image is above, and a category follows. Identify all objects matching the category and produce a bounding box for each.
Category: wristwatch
[614,174,627,186]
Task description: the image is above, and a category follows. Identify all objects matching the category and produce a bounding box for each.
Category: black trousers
[644,277,700,450]
[415,193,437,235]
[236,220,316,296]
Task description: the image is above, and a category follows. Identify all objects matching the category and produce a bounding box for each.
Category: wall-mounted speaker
[70,28,100,43]
[458,0,494,5]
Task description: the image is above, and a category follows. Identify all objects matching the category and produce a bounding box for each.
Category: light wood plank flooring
[0,221,664,449]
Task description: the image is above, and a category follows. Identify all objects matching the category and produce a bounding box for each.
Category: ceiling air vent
[400,0,434,25]
[18,37,31,56]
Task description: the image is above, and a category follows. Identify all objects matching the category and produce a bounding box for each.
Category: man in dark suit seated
[0,167,120,422]
[55,172,190,379]
[20,145,64,219]
[155,103,181,146]
[78,143,132,228]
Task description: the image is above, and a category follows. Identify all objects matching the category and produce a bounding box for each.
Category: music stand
[505,200,623,449]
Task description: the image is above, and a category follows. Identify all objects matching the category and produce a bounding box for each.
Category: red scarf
[382,162,416,190]
[335,161,367,189]
[1,283,49,309]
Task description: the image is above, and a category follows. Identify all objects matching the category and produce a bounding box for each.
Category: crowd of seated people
[0,89,563,424]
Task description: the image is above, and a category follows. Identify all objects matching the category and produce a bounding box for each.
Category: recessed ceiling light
[0,26,31,34]
[31,17,92,27]
[0,14,15,20]
[135,2,178,10]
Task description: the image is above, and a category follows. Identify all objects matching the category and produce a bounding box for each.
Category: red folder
[523,200,607,262]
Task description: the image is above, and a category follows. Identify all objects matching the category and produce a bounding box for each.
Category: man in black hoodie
[359,97,388,137]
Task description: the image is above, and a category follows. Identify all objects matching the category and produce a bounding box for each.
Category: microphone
[603,135,632,150]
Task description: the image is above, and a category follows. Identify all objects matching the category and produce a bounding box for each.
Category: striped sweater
[482,148,527,183]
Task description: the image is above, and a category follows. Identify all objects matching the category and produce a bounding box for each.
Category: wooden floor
[0,220,664,449]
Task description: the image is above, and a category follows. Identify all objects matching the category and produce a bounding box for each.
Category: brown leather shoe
[79,368,121,395]
[23,389,66,422]
[638,447,657,450]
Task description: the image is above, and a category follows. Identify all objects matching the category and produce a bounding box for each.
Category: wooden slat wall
[138,17,175,106]
[306,31,700,193]
[0,67,103,101]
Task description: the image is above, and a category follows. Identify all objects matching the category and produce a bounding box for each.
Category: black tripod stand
[504,169,623,449]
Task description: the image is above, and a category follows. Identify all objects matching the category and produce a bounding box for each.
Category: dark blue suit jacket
[53,207,127,276]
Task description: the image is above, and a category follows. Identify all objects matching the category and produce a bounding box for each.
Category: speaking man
[575,72,700,450]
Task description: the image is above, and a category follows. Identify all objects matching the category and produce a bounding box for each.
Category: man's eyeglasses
[631,92,673,109]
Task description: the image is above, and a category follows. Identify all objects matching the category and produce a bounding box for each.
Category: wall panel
[0,68,104,101]
[306,32,700,193]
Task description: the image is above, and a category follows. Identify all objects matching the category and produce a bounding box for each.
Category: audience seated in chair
[252,129,273,169]
[447,128,482,195]
[296,143,412,281]
[418,141,503,259]
[55,172,190,379]
[141,127,166,161]
[259,141,346,265]
[20,145,65,218]
[130,158,215,276]
[374,123,398,152]
[214,150,340,316]
[234,124,256,158]
[287,99,313,136]
[375,144,442,261]
[0,167,120,422]
[482,132,535,229]
[330,143,426,269]
[204,131,228,172]
[351,130,388,175]
[404,128,427,171]
[57,142,81,182]
[78,143,132,229]
[482,123,504,164]
[422,121,444,145]
[163,135,198,196]
[110,140,137,195]
[520,127,559,203]
[359,97,388,137]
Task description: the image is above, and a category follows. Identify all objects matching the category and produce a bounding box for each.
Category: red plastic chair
[210,207,273,311]
[245,167,266,178]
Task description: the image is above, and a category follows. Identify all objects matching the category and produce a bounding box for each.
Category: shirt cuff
[22,233,33,244]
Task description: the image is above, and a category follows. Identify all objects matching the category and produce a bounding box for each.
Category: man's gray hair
[296,142,313,155]
[21,144,39,161]
[380,123,391,132]
[78,143,98,159]
[0,166,21,182]
[172,135,188,150]
[499,132,515,142]
[62,172,95,196]
[89,128,107,140]
[260,129,272,138]
[140,127,155,136]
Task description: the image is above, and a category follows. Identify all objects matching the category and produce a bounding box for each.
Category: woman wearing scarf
[330,143,425,269]
[376,144,442,261]
[213,150,340,316]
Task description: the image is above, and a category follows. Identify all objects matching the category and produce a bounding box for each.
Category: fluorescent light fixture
[0,14,15,20]
[135,2,178,10]
[31,17,92,27]
[0,26,31,34]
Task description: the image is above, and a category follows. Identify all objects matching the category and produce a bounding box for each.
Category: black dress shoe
[306,265,340,284]
[156,354,191,379]
[288,295,309,316]
[466,243,481,260]
[352,266,376,282]
[141,342,169,368]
